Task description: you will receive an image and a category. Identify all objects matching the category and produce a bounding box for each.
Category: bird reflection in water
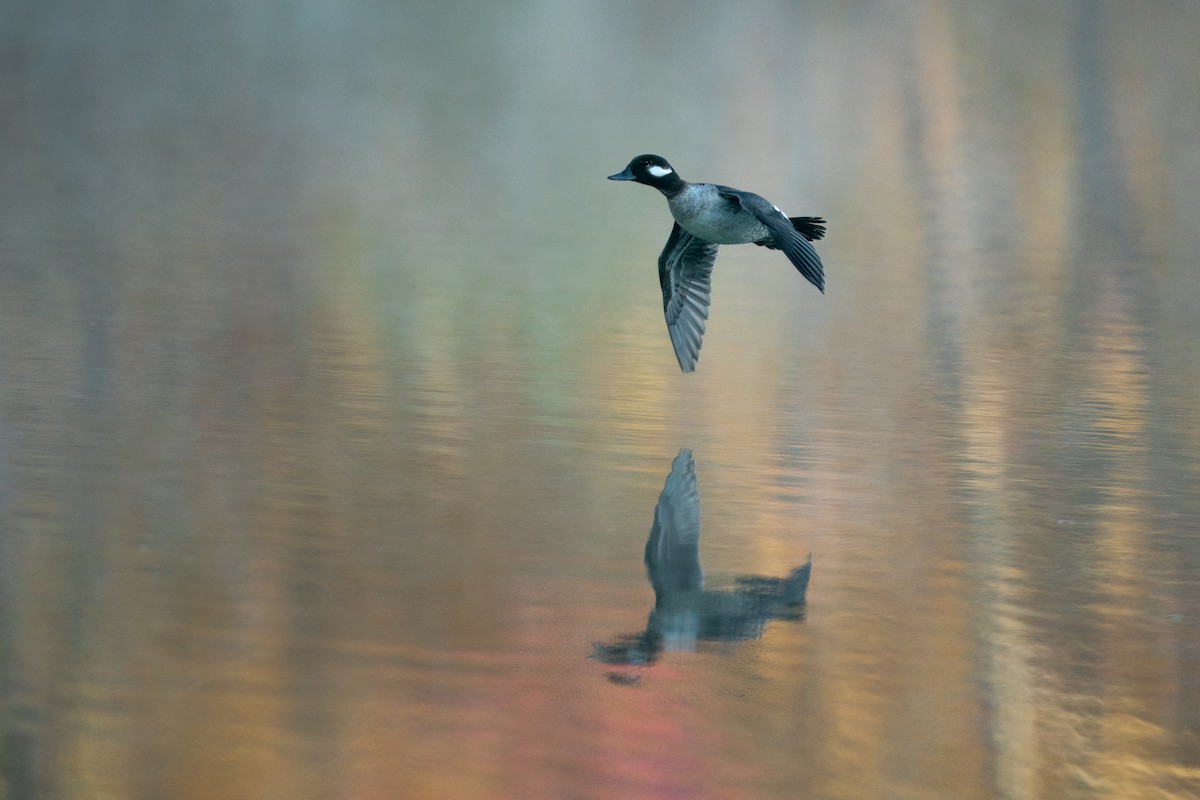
[594,449,811,673]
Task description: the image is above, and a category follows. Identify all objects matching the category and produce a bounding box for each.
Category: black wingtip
[795,254,825,294]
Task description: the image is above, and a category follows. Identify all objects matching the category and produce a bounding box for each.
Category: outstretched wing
[718,188,825,293]
[658,222,719,373]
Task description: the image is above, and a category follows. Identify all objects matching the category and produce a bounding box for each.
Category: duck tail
[789,216,827,242]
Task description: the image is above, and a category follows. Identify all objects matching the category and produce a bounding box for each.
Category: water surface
[2,2,1200,798]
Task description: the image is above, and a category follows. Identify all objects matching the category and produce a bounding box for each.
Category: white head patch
[647,164,673,178]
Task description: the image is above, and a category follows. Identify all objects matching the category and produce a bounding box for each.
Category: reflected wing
[645,449,703,599]
[718,188,825,293]
[658,223,719,373]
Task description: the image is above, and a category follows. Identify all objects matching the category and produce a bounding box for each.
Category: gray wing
[717,187,825,293]
[645,448,703,600]
[658,222,720,373]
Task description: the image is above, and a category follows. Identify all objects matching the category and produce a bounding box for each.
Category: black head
[607,154,684,193]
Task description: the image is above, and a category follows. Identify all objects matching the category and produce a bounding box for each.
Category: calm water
[3,2,1200,798]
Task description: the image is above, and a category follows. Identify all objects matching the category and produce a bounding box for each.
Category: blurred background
[2,0,1199,798]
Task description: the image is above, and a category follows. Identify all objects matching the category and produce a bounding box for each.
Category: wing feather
[658,223,719,373]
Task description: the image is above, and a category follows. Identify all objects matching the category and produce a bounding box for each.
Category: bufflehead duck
[608,154,827,373]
